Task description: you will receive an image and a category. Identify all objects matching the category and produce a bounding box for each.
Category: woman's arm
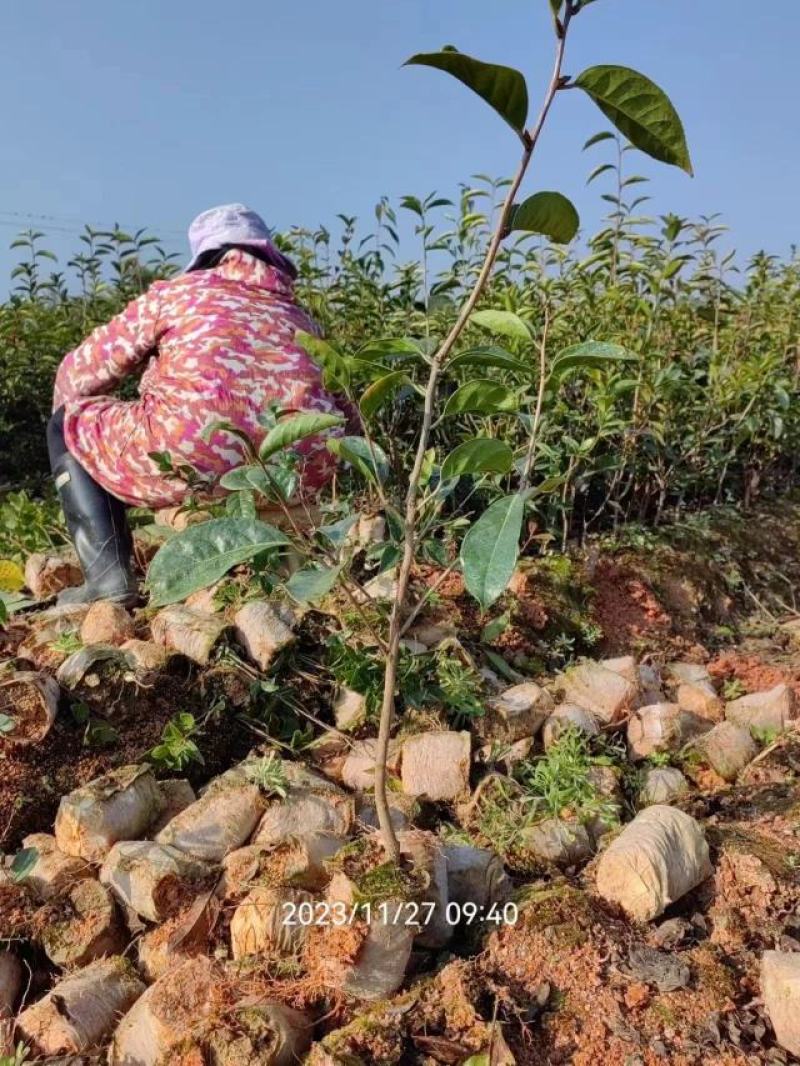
[53,284,165,409]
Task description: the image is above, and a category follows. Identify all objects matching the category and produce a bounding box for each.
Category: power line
[0,209,185,240]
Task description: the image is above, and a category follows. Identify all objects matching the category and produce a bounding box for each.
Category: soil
[709,648,800,700]
[3,499,800,1063]
[0,661,254,851]
[0,680,51,745]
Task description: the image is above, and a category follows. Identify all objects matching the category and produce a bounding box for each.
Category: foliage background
[0,149,798,546]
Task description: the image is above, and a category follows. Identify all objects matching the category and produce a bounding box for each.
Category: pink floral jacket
[54,249,347,508]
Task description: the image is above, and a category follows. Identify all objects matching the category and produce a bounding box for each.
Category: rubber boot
[53,452,139,606]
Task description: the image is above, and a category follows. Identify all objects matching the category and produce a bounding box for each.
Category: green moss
[517,881,596,947]
[354,861,416,907]
[327,838,421,907]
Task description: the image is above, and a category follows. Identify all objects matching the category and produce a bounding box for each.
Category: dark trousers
[47,406,71,471]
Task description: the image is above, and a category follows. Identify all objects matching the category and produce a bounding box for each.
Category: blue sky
[1,1,795,291]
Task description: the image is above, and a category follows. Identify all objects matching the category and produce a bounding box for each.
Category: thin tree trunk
[372,5,576,860]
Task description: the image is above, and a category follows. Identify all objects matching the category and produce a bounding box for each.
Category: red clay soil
[709,651,800,699]
[589,558,675,655]
[479,885,752,1066]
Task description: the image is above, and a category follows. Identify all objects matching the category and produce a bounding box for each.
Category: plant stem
[520,301,551,489]
[372,4,576,860]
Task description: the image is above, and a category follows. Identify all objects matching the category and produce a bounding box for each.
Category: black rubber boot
[47,405,138,606]
[52,451,139,607]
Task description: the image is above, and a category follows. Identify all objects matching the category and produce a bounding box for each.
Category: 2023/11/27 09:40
[281,899,519,927]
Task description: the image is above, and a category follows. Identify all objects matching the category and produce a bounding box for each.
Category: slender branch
[398,558,461,638]
[372,7,576,860]
[520,301,551,489]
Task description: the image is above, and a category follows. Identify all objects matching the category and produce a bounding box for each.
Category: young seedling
[371,0,693,858]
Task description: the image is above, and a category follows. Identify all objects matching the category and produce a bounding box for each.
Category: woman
[48,203,348,606]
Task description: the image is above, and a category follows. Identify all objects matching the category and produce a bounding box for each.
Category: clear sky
[1,0,796,291]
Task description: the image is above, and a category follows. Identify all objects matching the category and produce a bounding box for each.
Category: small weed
[752,725,780,747]
[245,753,289,798]
[435,653,484,726]
[578,621,603,648]
[549,632,577,667]
[0,490,66,561]
[50,630,82,655]
[438,822,476,846]
[469,729,631,859]
[538,556,574,583]
[355,861,416,907]
[723,678,747,700]
[70,701,120,749]
[326,634,385,717]
[516,726,619,825]
[148,712,203,771]
[0,1042,31,1066]
[326,632,439,718]
[644,750,672,768]
[212,581,244,610]
[329,837,424,906]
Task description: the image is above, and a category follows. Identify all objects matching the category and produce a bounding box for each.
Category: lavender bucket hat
[185,202,293,273]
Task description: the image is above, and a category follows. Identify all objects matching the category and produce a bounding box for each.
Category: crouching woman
[48,203,348,605]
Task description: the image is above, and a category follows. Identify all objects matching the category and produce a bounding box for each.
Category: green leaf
[470,309,532,341]
[405,49,528,134]
[219,464,271,495]
[441,439,514,481]
[583,130,616,150]
[354,338,424,362]
[258,412,343,461]
[327,436,390,484]
[318,514,359,547]
[574,65,693,175]
[200,419,253,453]
[483,648,520,682]
[460,493,525,609]
[443,380,519,418]
[420,448,436,488]
[10,847,38,883]
[146,518,290,607]
[481,611,511,642]
[0,590,35,616]
[359,371,409,420]
[285,564,342,604]
[550,341,638,381]
[448,347,527,374]
[509,191,580,244]
[587,163,615,185]
[295,329,352,390]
